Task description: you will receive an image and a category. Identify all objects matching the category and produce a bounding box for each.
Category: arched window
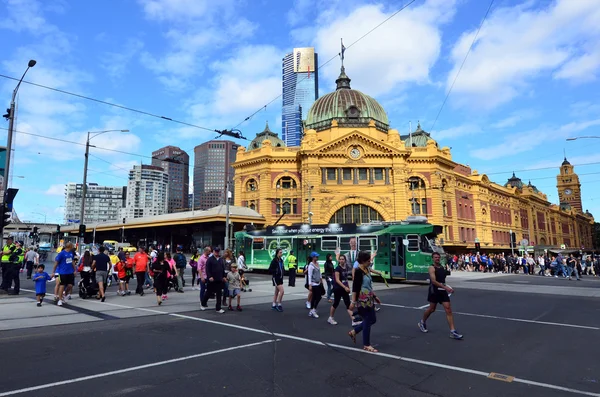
[276,176,297,189]
[329,204,382,225]
[408,176,425,190]
[246,179,258,192]
[249,201,256,211]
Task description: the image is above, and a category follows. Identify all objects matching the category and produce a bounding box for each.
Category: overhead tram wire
[230,0,418,130]
[0,73,219,133]
[428,0,494,134]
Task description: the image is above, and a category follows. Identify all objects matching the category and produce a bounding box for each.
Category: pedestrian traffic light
[1,204,11,226]
[78,224,86,237]
[475,242,481,251]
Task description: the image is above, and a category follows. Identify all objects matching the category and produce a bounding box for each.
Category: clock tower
[557,157,583,212]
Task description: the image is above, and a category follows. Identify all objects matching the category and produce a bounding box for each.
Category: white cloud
[447,0,600,109]
[471,118,600,160]
[435,123,481,140]
[490,109,539,129]
[569,101,600,118]
[101,38,144,80]
[314,0,456,97]
[45,184,65,196]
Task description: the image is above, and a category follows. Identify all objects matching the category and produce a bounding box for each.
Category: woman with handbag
[307,251,324,318]
[348,251,381,352]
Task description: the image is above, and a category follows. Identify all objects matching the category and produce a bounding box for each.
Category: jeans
[199,279,206,302]
[26,261,34,278]
[566,266,579,280]
[201,281,222,311]
[325,277,333,300]
[144,272,153,287]
[556,264,566,276]
[178,268,185,288]
[353,306,377,346]
[538,265,545,276]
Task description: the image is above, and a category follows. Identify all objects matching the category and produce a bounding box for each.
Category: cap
[213,247,221,252]
[310,251,319,258]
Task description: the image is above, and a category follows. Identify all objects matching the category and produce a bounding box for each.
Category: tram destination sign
[266,223,357,236]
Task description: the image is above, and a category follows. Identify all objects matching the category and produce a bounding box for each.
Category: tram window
[321,236,338,251]
[339,237,352,252]
[358,236,378,252]
[407,235,420,252]
[420,237,433,253]
[252,238,265,250]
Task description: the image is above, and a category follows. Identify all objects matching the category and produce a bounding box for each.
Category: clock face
[564,188,573,195]
[349,147,361,159]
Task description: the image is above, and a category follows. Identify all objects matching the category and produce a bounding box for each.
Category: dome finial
[336,66,351,90]
[265,121,270,131]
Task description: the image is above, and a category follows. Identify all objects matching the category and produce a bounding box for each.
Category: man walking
[200,247,226,313]
[174,245,187,291]
[92,246,111,302]
[286,250,297,287]
[133,247,149,296]
[51,242,76,306]
[0,237,16,294]
[24,247,38,279]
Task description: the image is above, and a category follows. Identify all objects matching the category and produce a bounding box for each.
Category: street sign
[0,146,6,177]
[520,239,528,247]
[560,244,566,249]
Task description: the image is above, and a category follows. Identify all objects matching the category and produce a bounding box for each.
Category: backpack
[175,253,186,268]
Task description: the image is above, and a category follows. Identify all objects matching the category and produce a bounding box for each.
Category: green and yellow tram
[235,216,444,281]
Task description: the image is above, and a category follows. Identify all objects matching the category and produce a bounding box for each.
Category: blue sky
[1,0,599,225]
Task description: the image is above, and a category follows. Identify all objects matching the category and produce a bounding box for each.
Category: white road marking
[0,339,278,397]
[381,303,600,331]
[417,304,430,309]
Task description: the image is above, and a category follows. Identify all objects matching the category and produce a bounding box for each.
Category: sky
[1,0,600,225]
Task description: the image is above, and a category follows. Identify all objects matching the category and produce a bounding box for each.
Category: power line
[486,161,600,175]
[230,0,418,130]
[428,0,494,134]
[0,73,219,133]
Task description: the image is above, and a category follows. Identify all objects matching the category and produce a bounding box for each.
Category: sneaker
[308,309,315,317]
[351,320,363,327]
[418,321,428,333]
[126,291,131,296]
[57,300,63,306]
[228,305,234,311]
[450,330,463,340]
[236,306,242,312]
[101,296,105,302]
[200,306,207,311]
[217,309,225,314]
[327,317,338,325]
[375,306,381,312]
[66,294,72,300]
[305,301,311,309]
[36,302,42,307]
[53,295,59,302]
[276,305,283,312]
[309,310,319,319]
[272,305,278,311]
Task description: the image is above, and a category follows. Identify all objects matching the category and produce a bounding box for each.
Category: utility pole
[306,184,314,225]
[224,180,231,250]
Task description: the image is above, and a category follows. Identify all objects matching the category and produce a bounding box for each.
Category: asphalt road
[1,272,599,397]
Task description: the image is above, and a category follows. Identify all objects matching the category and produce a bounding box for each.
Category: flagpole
[409,121,412,147]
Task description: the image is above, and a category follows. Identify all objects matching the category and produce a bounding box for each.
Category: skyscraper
[152,146,190,212]
[193,140,238,210]
[282,47,319,146]
[122,164,169,219]
[64,183,126,224]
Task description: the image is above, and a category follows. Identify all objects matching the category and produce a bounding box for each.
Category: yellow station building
[233,66,595,252]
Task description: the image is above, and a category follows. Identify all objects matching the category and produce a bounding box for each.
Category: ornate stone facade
[233,68,595,251]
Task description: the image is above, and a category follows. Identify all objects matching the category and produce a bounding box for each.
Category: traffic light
[475,242,481,251]
[33,226,38,234]
[510,232,517,248]
[1,203,11,227]
[56,224,60,233]
[78,224,86,237]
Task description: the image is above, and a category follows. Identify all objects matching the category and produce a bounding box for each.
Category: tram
[234,216,444,281]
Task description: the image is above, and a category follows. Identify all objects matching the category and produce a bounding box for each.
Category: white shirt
[237,255,246,270]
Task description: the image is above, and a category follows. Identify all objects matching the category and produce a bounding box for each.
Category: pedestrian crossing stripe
[487,372,514,382]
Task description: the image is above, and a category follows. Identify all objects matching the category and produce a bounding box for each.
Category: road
[1,270,599,397]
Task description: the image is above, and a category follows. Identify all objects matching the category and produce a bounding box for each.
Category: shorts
[119,276,130,283]
[332,289,350,309]
[272,277,283,286]
[428,289,450,304]
[95,270,108,284]
[59,273,75,286]
[229,288,241,297]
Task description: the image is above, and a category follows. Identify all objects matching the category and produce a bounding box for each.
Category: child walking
[32,264,52,307]
[227,263,243,311]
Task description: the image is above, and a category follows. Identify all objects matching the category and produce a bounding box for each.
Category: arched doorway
[329,204,383,224]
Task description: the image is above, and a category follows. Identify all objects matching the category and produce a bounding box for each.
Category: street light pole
[224,180,231,250]
[1,60,36,241]
[566,136,600,141]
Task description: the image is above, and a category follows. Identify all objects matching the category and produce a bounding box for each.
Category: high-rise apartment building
[152,145,190,212]
[282,47,319,146]
[122,164,169,219]
[64,183,126,224]
[193,140,238,210]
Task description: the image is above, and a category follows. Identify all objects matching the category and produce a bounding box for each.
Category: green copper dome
[305,67,389,132]
[249,122,285,150]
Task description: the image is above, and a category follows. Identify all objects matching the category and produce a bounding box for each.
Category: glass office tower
[282,47,318,146]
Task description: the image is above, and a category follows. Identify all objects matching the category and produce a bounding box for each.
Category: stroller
[78,267,100,299]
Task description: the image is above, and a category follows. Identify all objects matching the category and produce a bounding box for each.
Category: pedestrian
[32,264,51,307]
[269,248,285,312]
[198,247,210,303]
[222,249,234,306]
[6,241,24,295]
[200,247,226,313]
[165,252,178,296]
[227,263,243,311]
[109,250,119,288]
[237,250,248,292]
[307,252,324,319]
[324,253,334,302]
[51,242,76,306]
[133,247,148,296]
[151,252,168,305]
[348,251,381,352]
[174,245,187,291]
[418,252,463,340]
[327,254,357,326]
[24,246,37,279]
[286,250,297,287]
[92,246,111,302]
[190,250,200,290]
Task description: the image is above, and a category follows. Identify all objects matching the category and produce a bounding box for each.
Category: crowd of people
[446,252,600,279]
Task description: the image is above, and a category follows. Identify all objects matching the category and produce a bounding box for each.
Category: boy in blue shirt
[32,264,52,307]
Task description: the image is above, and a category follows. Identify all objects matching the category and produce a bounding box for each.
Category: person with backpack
[174,246,187,291]
[189,250,200,290]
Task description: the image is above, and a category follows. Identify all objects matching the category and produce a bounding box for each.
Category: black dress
[152,260,168,296]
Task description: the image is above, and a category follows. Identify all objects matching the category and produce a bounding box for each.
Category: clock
[564,188,573,195]
[349,147,361,159]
